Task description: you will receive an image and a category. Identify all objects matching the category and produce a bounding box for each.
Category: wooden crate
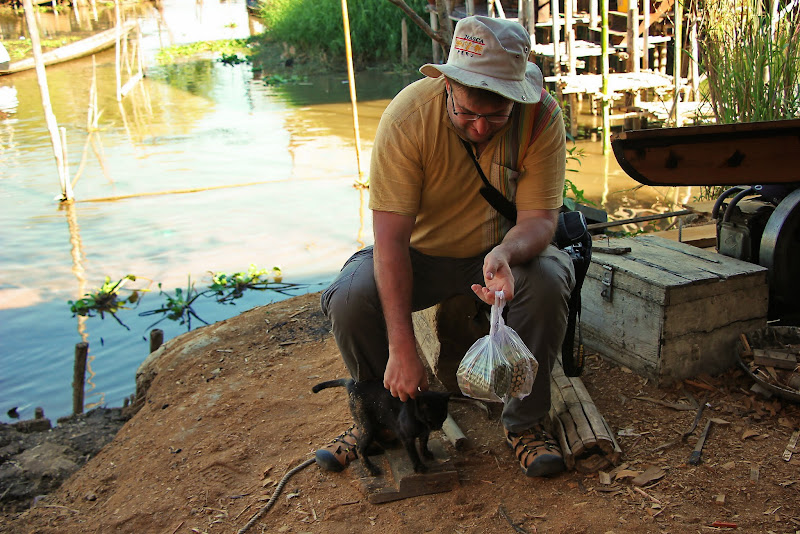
[581,235,768,385]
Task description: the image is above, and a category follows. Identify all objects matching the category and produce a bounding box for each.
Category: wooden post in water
[340,0,365,185]
[601,0,611,154]
[150,328,164,353]
[22,0,72,201]
[73,342,88,415]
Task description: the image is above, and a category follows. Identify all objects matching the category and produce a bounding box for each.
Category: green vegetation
[139,277,208,330]
[699,0,800,123]
[256,0,431,70]
[154,38,255,65]
[69,275,151,330]
[69,266,308,332]
[3,36,82,61]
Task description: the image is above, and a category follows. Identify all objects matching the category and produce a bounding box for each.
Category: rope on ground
[237,456,316,534]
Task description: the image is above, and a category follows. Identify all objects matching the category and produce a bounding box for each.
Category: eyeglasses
[448,89,512,124]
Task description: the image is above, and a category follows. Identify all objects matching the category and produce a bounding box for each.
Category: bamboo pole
[22,0,72,201]
[642,0,650,70]
[601,0,610,154]
[689,5,698,101]
[115,0,122,101]
[552,0,561,75]
[671,0,682,126]
[566,0,575,73]
[340,0,365,186]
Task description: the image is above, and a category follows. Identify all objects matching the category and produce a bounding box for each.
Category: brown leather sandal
[505,424,566,477]
[315,424,360,472]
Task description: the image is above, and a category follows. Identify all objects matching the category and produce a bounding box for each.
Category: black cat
[312,378,450,476]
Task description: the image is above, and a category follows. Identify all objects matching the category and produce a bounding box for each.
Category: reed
[698,0,800,124]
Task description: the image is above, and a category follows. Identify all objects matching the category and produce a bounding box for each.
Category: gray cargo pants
[320,245,575,432]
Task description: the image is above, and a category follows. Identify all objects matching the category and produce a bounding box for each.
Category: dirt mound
[2,292,799,533]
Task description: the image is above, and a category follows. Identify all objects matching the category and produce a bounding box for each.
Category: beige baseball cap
[420,15,543,104]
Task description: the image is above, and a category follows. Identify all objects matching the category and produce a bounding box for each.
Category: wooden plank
[752,348,798,370]
[356,439,458,504]
[655,223,717,248]
[658,318,767,381]
[545,71,675,96]
[663,286,769,338]
[611,118,800,186]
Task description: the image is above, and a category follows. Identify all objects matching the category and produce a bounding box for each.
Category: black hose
[711,185,750,220]
[722,186,756,223]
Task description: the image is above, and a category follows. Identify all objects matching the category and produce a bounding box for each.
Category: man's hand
[471,247,514,305]
[383,346,429,402]
[471,209,559,305]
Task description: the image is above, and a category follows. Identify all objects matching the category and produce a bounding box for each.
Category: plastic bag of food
[456,291,538,403]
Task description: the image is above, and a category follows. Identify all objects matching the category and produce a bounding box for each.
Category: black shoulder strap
[460,139,517,224]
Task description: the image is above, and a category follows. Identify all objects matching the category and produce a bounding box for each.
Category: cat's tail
[311,378,351,393]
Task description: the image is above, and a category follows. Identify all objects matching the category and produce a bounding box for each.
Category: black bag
[463,140,593,376]
[553,210,592,377]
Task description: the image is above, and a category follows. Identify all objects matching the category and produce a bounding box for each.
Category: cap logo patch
[454,35,485,57]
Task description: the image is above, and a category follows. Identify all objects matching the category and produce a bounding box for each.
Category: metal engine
[714,185,800,323]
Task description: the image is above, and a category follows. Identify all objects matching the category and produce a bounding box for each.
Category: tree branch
[385,0,452,50]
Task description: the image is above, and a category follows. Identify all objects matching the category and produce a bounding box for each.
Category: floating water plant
[139,277,208,331]
[68,275,150,330]
[207,264,290,304]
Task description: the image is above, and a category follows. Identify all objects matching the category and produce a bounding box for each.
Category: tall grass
[260,0,431,67]
[698,0,800,123]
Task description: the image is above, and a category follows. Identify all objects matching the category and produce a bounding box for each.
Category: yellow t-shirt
[369,76,565,258]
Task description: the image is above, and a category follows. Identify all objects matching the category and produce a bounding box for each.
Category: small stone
[85,492,97,501]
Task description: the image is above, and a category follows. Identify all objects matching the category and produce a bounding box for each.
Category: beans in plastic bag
[456,291,538,403]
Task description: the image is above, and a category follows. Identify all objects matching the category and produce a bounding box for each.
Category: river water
[0,0,693,423]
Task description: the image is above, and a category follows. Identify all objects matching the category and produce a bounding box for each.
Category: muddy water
[0,0,691,423]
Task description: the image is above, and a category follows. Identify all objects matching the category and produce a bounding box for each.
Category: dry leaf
[742,429,761,440]
[614,469,641,480]
[632,466,666,487]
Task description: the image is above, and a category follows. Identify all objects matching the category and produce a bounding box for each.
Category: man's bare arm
[372,210,429,401]
[471,208,559,304]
